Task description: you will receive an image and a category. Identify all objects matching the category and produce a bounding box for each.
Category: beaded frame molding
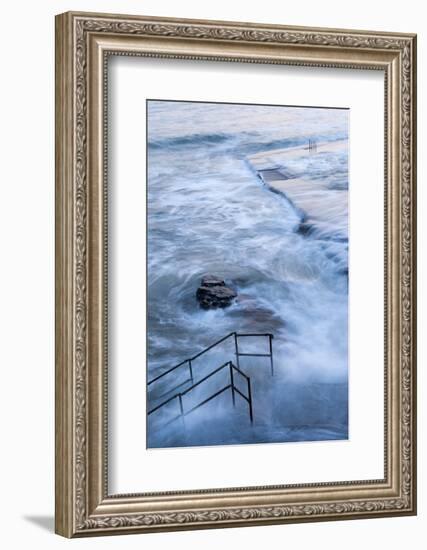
[55,11,417,537]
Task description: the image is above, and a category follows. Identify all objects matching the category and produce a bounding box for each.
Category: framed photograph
[55,11,417,537]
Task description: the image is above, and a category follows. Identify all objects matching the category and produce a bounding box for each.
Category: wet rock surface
[233,294,286,331]
[196,275,237,309]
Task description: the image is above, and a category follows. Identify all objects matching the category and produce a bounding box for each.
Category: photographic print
[147,100,349,449]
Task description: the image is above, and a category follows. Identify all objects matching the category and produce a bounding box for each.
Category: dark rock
[196,275,237,309]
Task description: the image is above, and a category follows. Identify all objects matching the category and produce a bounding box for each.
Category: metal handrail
[148,361,254,424]
[148,331,274,387]
[148,360,230,414]
[147,332,235,386]
[234,332,274,376]
[147,332,274,430]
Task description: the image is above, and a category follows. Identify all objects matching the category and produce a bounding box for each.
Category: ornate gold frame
[55,11,417,537]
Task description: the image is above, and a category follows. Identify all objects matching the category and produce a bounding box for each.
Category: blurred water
[146,101,349,448]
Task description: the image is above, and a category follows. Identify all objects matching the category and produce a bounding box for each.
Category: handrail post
[234,332,241,369]
[247,377,254,423]
[178,394,185,426]
[188,359,194,384]
[269,334,274,376]
[229,362,236,407]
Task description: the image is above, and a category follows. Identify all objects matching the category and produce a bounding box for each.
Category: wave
[148,132,236,150]
[149,130,348,158]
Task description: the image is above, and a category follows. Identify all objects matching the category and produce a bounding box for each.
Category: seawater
[146,101,349,448]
